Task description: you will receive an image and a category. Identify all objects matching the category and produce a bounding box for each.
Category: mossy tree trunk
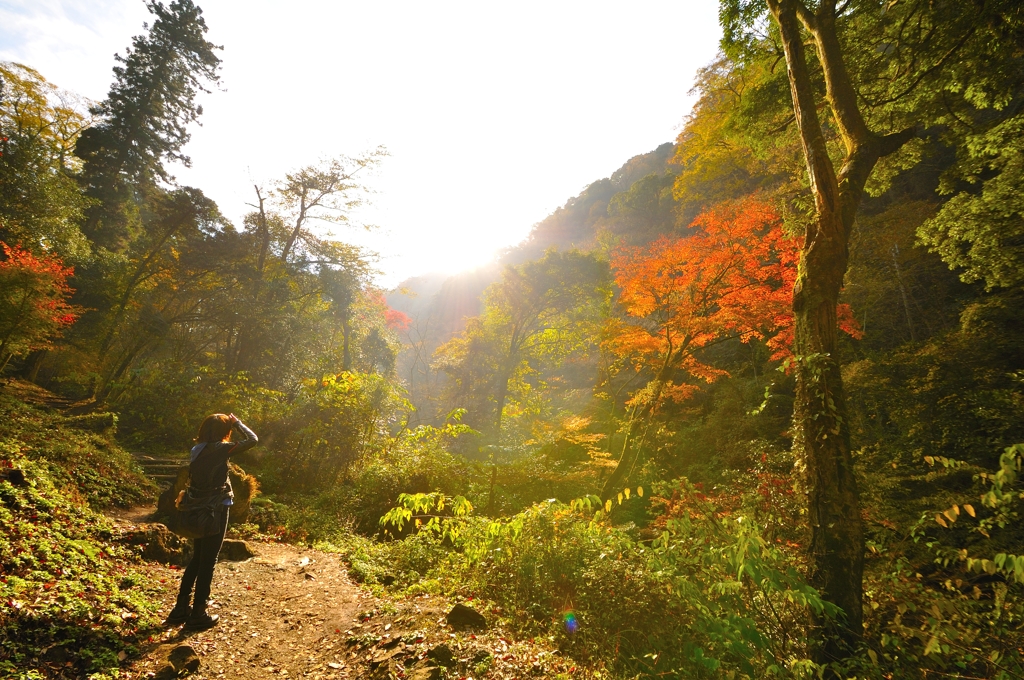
[765,0,915,663]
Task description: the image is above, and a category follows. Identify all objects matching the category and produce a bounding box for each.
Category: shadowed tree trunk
[765,0,916,664]
[601,371,669,502]
[341,310,352,372]
[491,333,523,439]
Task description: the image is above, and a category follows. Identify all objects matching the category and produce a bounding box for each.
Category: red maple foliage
[608,198,859,408]
[362,292,411,332]
[384,308,411,332]
[0,241,80,369]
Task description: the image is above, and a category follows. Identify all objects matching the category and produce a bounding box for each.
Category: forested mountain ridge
[387,141,680,420]
[3,0,1024,678]
[516,140,679,256]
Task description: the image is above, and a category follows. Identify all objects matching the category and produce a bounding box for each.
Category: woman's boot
[183,604,219,632]
[163,592,192,626]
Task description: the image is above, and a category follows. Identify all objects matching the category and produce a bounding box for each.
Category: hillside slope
[388,141,680,421]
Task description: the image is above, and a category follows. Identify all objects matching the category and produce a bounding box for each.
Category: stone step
[129,452,187,484]
[131,452,187,480]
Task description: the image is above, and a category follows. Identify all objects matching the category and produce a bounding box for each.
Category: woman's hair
[196,414,233,443]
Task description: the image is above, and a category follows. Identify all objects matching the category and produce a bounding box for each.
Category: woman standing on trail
[165,413,258,631]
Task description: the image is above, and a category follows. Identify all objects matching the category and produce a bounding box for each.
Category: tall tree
[225,156,381,378]
[602,199,860,498]
[434,250,610,439]
[75,0,221,250]
[0,62,93,261]
[91,187,227,401]
[720,0,1022,663]
[274,151,386,263]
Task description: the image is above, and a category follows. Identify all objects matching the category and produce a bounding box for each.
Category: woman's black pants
[176,506,229,612]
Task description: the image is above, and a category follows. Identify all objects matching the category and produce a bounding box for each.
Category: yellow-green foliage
[372,459,1024,679]
[377,485,828,678]
[262,413,474,540]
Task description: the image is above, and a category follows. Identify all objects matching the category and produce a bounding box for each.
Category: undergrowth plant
[0,456,163,679]
[0,394,154,508]
[854,444,1024,679]
[379,483,833,678]
[0,392,165,678]
[265,412,475,542]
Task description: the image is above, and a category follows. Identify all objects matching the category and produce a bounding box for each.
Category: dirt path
[129,540,373,679]
[110,512,584,680]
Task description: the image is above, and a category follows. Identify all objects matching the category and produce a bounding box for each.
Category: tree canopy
[2,2,1024,678]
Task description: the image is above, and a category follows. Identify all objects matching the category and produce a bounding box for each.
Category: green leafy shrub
[112,364,288,448]
[380,483,832,678]
[268,413,474,541]
[852,444,1024,679]
[266,372,412,492]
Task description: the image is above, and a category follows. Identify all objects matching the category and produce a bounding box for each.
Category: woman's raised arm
[227,415,258,456]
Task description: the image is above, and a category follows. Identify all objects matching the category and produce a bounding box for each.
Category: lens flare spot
[563,611,578,635]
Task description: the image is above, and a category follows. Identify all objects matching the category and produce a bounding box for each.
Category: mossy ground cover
[0,393,154,509]
[0,392,162,678]
[0,457,165,679]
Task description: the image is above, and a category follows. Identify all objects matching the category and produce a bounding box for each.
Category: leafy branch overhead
[274,148,388,262]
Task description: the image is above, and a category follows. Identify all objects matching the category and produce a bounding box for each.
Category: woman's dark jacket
[189,421,258,504]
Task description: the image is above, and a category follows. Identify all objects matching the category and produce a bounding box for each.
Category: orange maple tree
[0,241,80,370]
[608,198,859,411]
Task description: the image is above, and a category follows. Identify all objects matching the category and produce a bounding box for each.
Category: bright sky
[0,0,722,286]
